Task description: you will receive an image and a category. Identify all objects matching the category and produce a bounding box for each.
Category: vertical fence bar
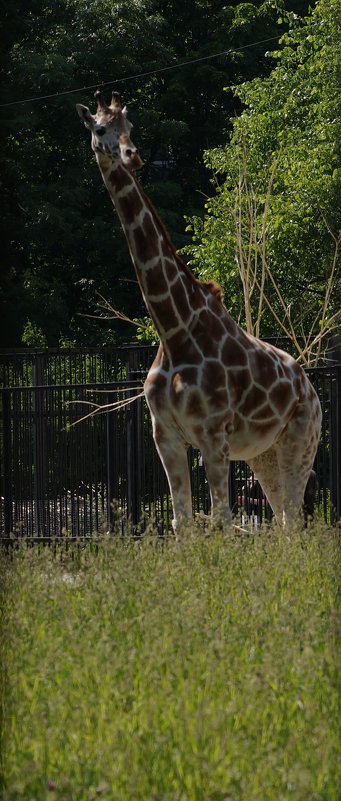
[32,356,48,536]
[126,388,141,526]
[2,390,13,536]
[106,390,115,532]
[126,368,134,525]
[125,356,141,527]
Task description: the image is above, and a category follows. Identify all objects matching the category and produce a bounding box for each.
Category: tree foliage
[1,0,314,346]
[187,0,340,353]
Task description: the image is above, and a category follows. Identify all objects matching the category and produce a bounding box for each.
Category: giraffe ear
[122,106,128,117]
[76,103,93,129]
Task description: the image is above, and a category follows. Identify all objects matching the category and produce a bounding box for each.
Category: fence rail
[1,347,340,539]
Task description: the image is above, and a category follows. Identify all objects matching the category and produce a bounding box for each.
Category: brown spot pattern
[239,385,268,417]
[227,368,252,404]
[252,419,277,436]
[186,392,205,418]
[232,413,246,433]
[180,367,199,384]
[222,338,248,367]
[152,297,180,332]
[161,240,172,259]
[208,314,226,341]
[189,311,223,357]
[108,166,133,191]
[251,404,277,421]
[269,381,294,414]
[276,361,286,379]
[201,361,227,397]
[190,284,206,309]
[145,266,168,296]
[133,213,158,264]
[173,279,193,323]
[223,315,238,336]
[164,259,178,282]
[247,349,278,389]
[118,190,144,225]
[167,333,202,365]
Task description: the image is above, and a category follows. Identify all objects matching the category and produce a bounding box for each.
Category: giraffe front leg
[200,432,232,527]
[152,421,192,532]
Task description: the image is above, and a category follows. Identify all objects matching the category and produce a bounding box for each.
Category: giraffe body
[77,93,322,528]
[144,306,321,527]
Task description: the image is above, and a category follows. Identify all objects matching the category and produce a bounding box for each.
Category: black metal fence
[1,347,340,539]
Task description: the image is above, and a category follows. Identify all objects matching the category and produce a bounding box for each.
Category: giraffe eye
[96,126,106,136]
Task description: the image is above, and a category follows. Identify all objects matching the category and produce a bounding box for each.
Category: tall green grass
[1,524,340,801]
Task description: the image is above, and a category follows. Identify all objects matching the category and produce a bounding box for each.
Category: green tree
[187,0,340,361]
[1,0,313,347]
[0,0,171,345]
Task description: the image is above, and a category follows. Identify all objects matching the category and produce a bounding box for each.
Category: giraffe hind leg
[274,442,318,526]
[274,394,322,525]
[249,444,318,527]
[248,448,284,524]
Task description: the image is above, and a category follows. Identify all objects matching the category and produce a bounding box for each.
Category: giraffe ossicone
[77,92,322,529]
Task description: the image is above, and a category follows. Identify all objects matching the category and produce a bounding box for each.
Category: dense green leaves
[187,0,340,346]
[1,0,314,346]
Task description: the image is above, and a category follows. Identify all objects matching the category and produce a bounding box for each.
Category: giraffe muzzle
[122,148,143,170]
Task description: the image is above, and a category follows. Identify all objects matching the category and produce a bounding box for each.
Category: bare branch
[78,289,149,330]
[65,391,145,428]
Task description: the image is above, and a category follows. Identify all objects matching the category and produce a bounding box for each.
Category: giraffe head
[76,90,143,170]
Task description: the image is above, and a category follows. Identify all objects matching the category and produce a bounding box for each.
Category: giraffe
[76,91,322,529]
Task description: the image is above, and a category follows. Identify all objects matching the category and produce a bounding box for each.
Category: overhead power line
[0,36,280,109]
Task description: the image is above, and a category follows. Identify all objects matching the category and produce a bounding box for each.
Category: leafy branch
[232,154,340,366]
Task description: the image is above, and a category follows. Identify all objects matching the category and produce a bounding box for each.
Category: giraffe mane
[202,280,224,302]
[138,185,224,303]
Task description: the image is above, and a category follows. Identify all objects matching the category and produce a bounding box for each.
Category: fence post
[106,391,115,532]
[2,390,13,536]
[32,354,48,535]
[126,354,140,526]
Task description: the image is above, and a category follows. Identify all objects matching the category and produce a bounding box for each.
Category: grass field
[0,523,340,801]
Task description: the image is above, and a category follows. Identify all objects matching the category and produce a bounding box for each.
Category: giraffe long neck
[96,154,208,355]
